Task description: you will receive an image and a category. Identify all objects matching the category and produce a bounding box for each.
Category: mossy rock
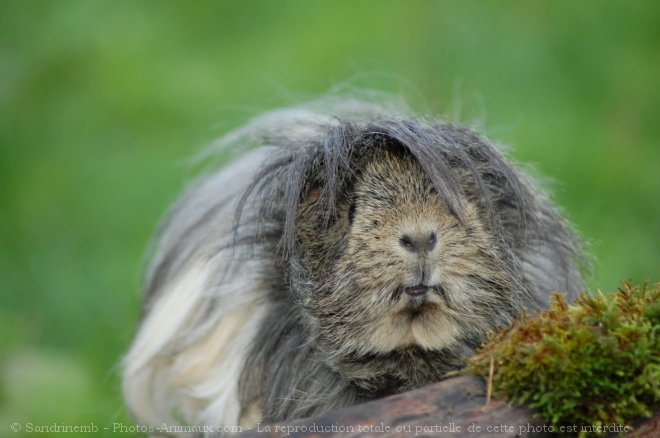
[466,282,659,436]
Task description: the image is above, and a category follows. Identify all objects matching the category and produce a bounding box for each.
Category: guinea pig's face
[299,149,514,357]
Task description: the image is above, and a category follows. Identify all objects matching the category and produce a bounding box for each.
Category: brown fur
[292,147,515,395]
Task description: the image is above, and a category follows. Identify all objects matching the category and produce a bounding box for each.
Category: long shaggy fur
[123,99,587,434]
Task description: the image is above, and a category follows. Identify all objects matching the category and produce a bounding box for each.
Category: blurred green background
[1,0,658,436]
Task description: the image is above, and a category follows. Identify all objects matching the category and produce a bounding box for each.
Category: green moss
[466,282,659,435]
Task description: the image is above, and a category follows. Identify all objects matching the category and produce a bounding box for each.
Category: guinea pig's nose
[399,231,437,253]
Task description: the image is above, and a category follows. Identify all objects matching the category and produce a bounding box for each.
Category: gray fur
[129,100,588,431]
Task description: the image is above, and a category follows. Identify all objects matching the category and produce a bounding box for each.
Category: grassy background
[1,1,658,436]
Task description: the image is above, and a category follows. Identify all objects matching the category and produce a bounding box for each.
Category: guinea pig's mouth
[397,284,449,310]
[404,285,429,296]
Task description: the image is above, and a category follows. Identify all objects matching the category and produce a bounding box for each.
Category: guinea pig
[122,99,587,433]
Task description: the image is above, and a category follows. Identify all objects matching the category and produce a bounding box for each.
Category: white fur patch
[123,262,212,427]
[123,147,276,435]
[123,259,268,434]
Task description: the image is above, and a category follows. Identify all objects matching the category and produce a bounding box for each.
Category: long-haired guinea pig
[122,100,587,433]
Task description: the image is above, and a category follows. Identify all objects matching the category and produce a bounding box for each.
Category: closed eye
[348,198,357,224]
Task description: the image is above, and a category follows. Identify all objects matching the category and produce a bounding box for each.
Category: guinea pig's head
[293,140,519,359]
